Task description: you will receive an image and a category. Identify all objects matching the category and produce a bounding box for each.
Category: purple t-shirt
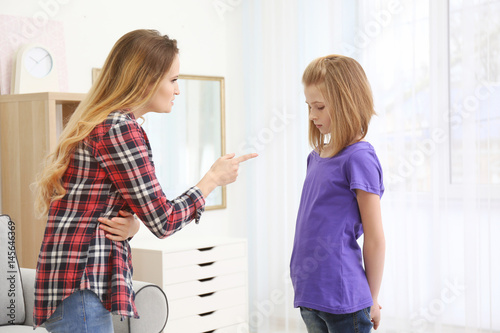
[290,141,384,314]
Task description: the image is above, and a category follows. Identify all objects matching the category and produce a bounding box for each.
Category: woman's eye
[317,106,325,110]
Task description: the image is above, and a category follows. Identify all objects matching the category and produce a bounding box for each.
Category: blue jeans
[44,290,113,333]
[300,306,373,333]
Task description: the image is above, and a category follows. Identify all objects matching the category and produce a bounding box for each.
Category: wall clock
[11,44,59,94]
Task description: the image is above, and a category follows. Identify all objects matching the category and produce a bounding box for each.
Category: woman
[33,29,256,332]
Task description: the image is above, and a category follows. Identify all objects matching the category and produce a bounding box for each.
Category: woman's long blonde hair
[302,55,375,157]
[34,29,179,217]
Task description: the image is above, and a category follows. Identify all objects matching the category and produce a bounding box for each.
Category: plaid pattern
[34,110,205,327]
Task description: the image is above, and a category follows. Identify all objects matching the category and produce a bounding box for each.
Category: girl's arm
[356,189,385,330]
[98,210,140,241]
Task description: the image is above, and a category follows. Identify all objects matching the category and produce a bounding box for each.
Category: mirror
[142,75,226,210]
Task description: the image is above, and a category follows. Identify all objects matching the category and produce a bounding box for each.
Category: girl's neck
[319,135,365,158]
[348,135,364,146]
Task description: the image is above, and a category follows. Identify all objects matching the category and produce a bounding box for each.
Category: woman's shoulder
[104,110,136,127]
[95,110,140,134]
[89,110,141,143]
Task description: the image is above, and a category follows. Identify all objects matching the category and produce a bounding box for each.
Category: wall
[0,0,250,242]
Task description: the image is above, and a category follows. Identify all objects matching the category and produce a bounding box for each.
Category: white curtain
[237,1,308,331]
[238,0,500,332]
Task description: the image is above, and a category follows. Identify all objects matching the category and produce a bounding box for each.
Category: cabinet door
[0,93,84,268]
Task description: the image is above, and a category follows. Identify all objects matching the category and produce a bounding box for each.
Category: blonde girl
[290,55,385,332]
[33,29,256,332]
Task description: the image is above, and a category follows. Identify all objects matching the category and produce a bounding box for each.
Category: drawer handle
[198,261,215,267]
[199,311,215,317]
[198,277,215,282]
[202,331,215,333]
[199,292,215,298]
[198,246,214,252]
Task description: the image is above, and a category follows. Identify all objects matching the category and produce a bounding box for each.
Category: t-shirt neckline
[314,141,370,160]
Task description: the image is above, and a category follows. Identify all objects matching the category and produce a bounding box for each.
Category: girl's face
[136,54,180,117]
[304,85,331,134]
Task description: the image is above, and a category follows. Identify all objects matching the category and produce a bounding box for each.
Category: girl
[33,29,256,332]
[290,55,385,332]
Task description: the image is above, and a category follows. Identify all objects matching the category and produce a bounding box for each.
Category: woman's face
[136,54,180,117]
[304,84,331,134]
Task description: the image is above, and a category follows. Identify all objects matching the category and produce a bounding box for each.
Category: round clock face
[23,47,53,78]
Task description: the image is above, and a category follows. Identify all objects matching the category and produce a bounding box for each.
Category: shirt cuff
[187,186,206,224]
[126,214,141,241]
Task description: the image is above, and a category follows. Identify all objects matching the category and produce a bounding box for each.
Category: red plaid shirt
[34,110,205,327]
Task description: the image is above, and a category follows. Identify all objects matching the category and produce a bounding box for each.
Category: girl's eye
[317,106,325,110]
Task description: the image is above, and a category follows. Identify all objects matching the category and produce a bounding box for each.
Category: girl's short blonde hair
[302,55,375,157]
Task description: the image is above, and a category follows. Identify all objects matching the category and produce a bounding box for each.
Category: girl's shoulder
[310,141,376,160]
[346,140,374,152]
[346,141,383,173]
[345,141,379,159]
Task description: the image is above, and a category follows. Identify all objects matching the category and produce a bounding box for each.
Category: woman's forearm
[196,172,218,199]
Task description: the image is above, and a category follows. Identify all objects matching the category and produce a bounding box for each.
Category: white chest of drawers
[131,237,249,332]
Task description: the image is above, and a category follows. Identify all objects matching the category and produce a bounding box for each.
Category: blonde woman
[33,29,257,332]
[290,55,385,332]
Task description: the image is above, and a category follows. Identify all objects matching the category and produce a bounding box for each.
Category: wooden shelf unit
[0,92,85,268]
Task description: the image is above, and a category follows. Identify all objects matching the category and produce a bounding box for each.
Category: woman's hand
[209,152,258,185]
[98,210,140,241]
[196,153,258,198]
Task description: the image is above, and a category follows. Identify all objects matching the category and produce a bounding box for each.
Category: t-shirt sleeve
[94,119,205,238]
[347,148,385,198]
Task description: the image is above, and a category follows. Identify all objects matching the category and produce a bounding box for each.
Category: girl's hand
[98,210,140,241]
[370,303,382,330]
